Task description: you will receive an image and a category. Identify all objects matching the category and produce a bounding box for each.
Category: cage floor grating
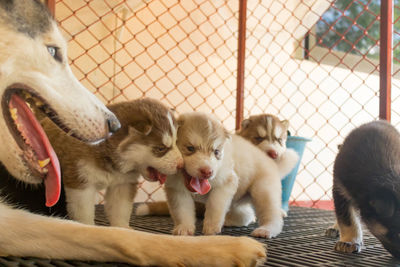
[1,205,399,266]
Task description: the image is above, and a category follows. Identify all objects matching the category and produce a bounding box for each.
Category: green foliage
[315,0,400,62]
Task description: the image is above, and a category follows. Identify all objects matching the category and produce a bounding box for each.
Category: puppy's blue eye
[187,146,195,152]
[254,137,263,143]
[214,149,220,157]
[156,146,166,152]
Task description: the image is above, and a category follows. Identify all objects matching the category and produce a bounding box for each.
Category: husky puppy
[330,120,400,258]
[238,114,299,178]
[42,98,183,227]
[164,112,286,238]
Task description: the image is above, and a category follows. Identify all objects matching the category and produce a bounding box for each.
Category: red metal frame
[380,0,392,121]
[235,0,247,130]
[45,0,55,17]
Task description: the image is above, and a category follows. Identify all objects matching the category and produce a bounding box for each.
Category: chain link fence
[54,0,395,208]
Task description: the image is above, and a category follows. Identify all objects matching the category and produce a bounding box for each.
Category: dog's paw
[252,219,283,239]
[325,227,340,238]
[334,241,362,253]
[173,236,267,267]
[202,223,222,235]
[173,224,195,236]
[251,225,282,239]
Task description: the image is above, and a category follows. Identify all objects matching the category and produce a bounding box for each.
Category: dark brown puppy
[331,120,400,258]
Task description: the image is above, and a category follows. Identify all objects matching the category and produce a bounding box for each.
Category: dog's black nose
[107,114,121,134]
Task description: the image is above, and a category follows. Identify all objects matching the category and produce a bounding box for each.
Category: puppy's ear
[129,121,152,136]
[369,189,397,218]
[281,120,289,130]
[241,119,251,130]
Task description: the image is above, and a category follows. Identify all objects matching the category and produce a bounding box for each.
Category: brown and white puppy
[164,112,285,238]
[43,98,183,227]
[238,114,299,179]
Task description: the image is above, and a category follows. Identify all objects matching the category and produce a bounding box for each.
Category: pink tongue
[9,94,61,207]
[190,177,211,195]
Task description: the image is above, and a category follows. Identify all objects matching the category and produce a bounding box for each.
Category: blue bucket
[282,136,311,212]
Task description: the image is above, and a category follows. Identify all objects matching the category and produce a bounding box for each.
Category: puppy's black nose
[107,114,121,134]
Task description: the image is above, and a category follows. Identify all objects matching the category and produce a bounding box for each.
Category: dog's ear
[241,119,251,130]
[369,189,397,218]
[129,121,152,136]
[281,120,289,130]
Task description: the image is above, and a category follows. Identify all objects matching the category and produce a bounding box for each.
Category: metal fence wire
[53,0,397,207]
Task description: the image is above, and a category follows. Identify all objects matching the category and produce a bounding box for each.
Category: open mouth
[1,85,73,207]
[183,169,211,195]
[146,167,167,184]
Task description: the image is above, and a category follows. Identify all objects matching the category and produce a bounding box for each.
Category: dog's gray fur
[0,0,51,38]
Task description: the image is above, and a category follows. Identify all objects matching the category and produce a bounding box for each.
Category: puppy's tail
[277,149,299,179]
[135,201,170,216]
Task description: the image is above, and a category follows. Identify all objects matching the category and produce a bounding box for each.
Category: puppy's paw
[334,241,362,253]
[173,224,195,236]
[252,218,283,239]
[202,222,222,235]
[325,227,340,238]
[251,224,282,239]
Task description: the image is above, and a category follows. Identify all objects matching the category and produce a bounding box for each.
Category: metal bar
[379,0,392,121]
[235,0,247,130]
[46,0,56,18]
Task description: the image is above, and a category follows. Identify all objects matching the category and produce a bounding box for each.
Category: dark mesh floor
[1,205,400,266]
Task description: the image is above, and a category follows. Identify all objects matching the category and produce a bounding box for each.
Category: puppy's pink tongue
[190,177,211,195]
[9,94,61,207]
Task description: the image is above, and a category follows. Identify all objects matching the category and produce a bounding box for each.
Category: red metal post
[235,0,247,130]
[46,0,56,18]
[379,0,392,121]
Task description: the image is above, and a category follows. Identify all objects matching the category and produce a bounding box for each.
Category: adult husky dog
[0,0,265,266]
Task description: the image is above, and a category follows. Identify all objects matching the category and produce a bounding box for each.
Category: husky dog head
[0,0,120,206]
[239,114,289,160]
[112,98,183,184]
[176,112,230,195]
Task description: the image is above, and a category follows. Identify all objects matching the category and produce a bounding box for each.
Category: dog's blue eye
[47,46,62,62]
[254,136,264,143]
[214,149,220,157]
[187,146,195,152]
[47,46,55,57]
